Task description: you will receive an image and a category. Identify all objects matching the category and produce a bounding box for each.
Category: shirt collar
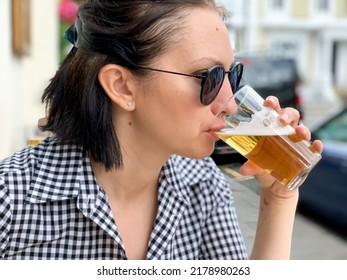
[25,139,84,203]
[161,155,213,199]
[25,139,213,204]
[146,155,213,259]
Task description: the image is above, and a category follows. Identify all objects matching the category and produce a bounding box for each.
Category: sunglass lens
[229,63,243,92]
[200,67,224,105]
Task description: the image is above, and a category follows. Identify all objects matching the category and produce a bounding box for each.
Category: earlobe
[98,64,135,111]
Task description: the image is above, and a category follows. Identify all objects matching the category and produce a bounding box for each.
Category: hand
[239,96,323,198]
[38,117,48,128]
[37,117,54,137]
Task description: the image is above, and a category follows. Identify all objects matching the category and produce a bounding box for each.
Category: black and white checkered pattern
[0,137,248,259]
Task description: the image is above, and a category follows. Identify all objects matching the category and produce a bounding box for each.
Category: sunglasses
[137,62,243,105]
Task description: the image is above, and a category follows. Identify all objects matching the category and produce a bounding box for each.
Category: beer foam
[219,107,296,136]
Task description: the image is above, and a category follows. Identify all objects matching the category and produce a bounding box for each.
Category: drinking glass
[217,85,321,190]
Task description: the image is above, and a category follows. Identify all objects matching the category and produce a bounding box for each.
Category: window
[267,0,289,18]
[316,0,329,11]
[311,0,333,17]
[272,0,284,9]
[316,109,347,142]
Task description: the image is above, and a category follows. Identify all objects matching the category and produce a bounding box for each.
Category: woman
[0,0,322,260]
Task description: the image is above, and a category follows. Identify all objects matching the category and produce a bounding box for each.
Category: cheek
[134,82,186,133]
[145,75,201,118]
[164,89,202,133]
[136,75,205,140]
[164,101,200,136]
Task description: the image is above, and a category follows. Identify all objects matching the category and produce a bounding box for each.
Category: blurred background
[1,0,347,158]
[1,0,82,159]
[0,0,346,259]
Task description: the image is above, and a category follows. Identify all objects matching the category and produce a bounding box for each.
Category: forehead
[165,7,234,67]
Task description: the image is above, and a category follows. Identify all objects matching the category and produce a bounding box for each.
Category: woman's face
[131,7,236,160]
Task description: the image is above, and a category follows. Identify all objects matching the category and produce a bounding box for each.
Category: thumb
[240,160,276,188]
[239,160,263,175]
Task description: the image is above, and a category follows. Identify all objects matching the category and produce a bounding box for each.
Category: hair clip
[64,22,78,47]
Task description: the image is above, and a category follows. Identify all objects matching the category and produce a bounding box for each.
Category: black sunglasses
[137,62,243,105]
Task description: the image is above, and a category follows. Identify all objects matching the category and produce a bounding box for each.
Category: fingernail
[266,96,276,103]
[280,113,289,122]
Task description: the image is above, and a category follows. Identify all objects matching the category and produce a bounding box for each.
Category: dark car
[237,56,303,114]
[212,55,303,163]
[212,139,246,165]
[298,107,347,228]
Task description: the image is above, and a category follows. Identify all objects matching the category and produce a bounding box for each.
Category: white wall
[0,0,59,159]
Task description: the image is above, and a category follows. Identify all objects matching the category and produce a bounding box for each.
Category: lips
[206,127,223,140]
[208,121,226,132]
[208,131,220,141]
[210,125,226,132]
[204,118,226,140]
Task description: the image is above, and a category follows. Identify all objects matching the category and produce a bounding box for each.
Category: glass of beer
[216,85,321,190]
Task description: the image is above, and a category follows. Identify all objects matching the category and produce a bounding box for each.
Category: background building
[221,0,347,103]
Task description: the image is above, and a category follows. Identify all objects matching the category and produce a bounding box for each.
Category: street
[219,163,347,260]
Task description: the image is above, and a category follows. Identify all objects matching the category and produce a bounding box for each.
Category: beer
[216,85,321,190]
[27,139,44,146]
[218,132,317,190]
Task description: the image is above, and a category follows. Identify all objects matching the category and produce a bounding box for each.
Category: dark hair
[41,0,228,170]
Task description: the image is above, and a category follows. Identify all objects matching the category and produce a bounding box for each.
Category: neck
[93,112,173,200]
[90,151,167,201]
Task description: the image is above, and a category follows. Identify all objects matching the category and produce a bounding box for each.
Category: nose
[211,76,237,117]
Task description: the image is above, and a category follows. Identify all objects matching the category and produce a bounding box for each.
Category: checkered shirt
[0,137,248,259]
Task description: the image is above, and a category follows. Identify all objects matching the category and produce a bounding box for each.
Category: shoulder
[0,137,57,176]
[0,146,33,177]
[0,139,49,197]
[0,137,84,197]
[0,144,37,257]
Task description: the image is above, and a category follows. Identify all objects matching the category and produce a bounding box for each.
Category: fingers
[291,126,323,153]
[263,96,322,152]
[240,160,277,188]
[278,107,300,127]
[38,117,48,128]
[294,125,311,141]
[239,160,263,175]
[263,96,300,127]
[311,139,323,153]
[37,117,54,136]
[263,96,282,113]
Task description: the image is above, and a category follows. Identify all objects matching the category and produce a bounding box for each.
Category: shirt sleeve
[0,180,11,259]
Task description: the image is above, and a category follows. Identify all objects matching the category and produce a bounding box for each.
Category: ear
[98,64,135,111]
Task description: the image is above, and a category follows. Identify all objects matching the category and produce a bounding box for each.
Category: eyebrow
[191,57,233,68]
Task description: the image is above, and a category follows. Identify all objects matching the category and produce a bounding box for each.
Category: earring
[127,101,132,107]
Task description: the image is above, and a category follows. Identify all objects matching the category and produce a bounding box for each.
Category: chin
[183,147,214,160]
